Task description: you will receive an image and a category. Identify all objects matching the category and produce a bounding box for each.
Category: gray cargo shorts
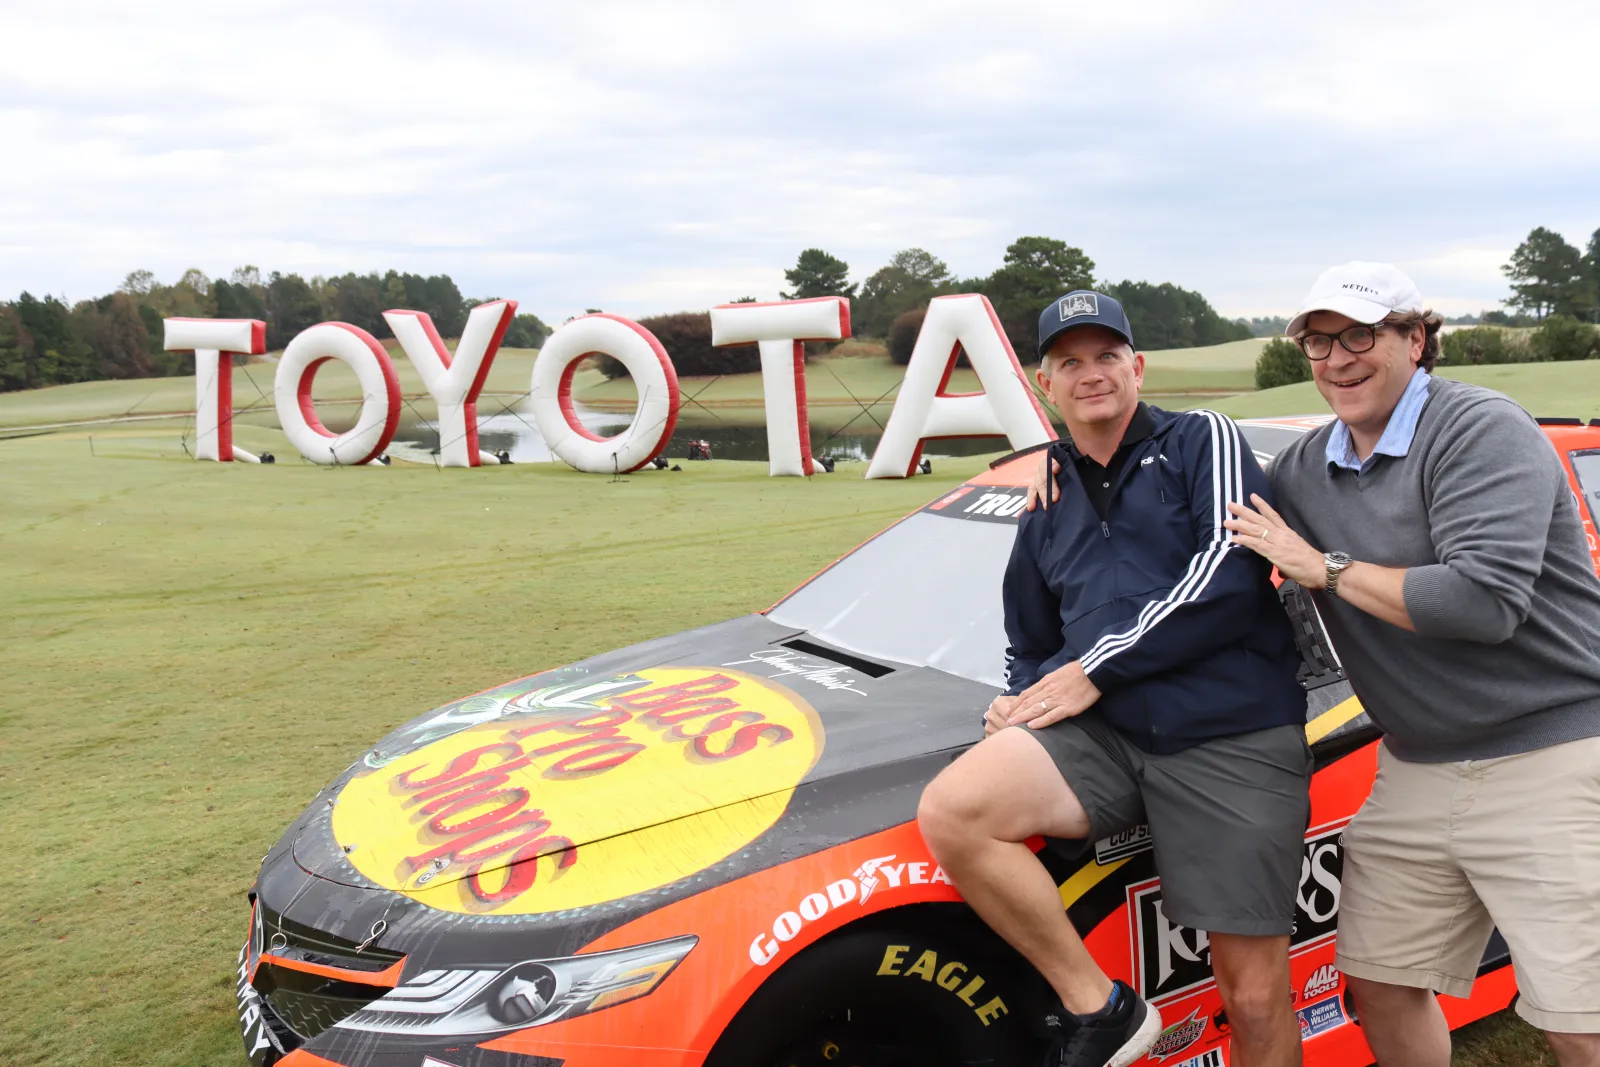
[1021,717,1312,936]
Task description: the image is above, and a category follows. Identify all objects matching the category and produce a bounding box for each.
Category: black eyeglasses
[1296,323,1391,361]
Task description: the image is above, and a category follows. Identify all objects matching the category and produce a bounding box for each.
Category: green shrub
[1439,326,1527,365]
[888,308,924,365]
[888,306,971,368]
[595,311,760,380]
[1254,337,1310,390]
[501,313,549,349]
[1529,315,1600,363]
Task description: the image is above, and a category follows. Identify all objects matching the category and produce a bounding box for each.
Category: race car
[237,414,1600,1067]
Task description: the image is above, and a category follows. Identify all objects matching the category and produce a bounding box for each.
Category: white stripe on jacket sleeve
[1078,410,1245,676]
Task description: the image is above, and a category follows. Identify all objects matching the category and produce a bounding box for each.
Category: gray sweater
[1270,377,1600,761]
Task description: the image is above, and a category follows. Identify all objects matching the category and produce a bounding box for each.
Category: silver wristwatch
[1324,552,1354,596]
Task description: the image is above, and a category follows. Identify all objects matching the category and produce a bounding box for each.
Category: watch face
[1328,552,1353,566]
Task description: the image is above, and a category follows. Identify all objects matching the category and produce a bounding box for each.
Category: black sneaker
[1041,981,1161,1067]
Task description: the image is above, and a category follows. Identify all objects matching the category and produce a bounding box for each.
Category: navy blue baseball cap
[1037,290,1135,357]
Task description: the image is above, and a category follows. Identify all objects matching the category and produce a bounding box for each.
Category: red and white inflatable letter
[865,294,1055,478]
[385,301,517,468]
[530,314,680,474]
[273,323,402,466]
[708,297,850,477]
[164,318,267,462]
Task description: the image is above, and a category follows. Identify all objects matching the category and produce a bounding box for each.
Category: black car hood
[278,613,993,959]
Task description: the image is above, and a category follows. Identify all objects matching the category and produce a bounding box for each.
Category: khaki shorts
[1336,736,1600,1033]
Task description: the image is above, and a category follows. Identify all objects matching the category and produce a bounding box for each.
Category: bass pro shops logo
[333,668,824,916]
[1131,822,1346,1003]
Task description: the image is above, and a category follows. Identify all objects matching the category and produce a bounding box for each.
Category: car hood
[291,614,995,916]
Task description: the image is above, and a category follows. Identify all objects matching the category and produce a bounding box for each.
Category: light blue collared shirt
[1326,371,1431,474]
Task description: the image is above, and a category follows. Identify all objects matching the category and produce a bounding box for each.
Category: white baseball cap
[1287,261,1424,336]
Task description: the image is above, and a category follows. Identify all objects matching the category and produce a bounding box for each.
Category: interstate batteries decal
[332,667,824,916]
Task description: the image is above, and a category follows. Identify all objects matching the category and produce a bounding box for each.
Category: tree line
[1502,226,1600,322]
[780,238,1250,358]
[592,238,1251,380]
[0,268,550,393]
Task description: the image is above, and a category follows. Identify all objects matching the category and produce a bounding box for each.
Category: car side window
[1567,449,1600,527]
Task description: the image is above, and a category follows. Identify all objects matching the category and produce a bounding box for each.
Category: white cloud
[2,0,1597,321]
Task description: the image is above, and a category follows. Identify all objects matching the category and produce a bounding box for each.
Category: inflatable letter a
[164,318,267,462]
[709,297,850,477]
[865,295,1055,478]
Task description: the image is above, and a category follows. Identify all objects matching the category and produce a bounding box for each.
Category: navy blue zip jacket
[1003,406,1305,754]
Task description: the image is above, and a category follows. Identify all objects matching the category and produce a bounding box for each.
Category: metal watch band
[1325,551,1353,596]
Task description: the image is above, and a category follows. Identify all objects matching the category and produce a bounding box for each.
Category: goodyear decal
[332,668,823,916]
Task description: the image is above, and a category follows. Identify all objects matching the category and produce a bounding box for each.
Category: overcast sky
[2,0,1597,322]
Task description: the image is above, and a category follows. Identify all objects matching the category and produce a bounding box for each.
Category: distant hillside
[1140,338,1266,394]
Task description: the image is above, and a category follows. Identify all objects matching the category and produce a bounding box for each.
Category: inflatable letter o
[531,314,680,473]
[274,322,402,466]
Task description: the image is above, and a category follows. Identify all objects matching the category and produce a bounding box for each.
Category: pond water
[386,407,1012,465]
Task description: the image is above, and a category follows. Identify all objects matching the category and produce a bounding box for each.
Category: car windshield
[767,425,1303,687]
[1569,449,1600,526]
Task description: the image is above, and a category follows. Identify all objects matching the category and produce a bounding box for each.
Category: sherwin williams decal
[333,667,823,915]
[1297,995,1349,1040]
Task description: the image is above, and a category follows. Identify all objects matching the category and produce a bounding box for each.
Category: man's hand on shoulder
[1008,661,1101,730]
[1023,451,1061,512]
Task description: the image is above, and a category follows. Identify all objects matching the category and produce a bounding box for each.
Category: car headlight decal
[334,934,696,1038]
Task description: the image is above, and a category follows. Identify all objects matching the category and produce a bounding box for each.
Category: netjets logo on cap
[1059,293,1100,320]
[1339,283,1380,296]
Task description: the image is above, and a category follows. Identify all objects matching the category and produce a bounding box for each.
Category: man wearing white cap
[1223,262,1600,1065]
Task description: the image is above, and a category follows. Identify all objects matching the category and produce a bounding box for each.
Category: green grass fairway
[1211,360,1600,420]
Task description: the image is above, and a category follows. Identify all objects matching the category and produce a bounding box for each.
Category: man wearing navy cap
[920,291,1311,1067]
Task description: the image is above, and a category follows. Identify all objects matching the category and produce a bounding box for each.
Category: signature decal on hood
[332,668,824,916]
[722,648,868,696]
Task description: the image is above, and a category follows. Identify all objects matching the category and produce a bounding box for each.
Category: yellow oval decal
[332,667,824,915]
